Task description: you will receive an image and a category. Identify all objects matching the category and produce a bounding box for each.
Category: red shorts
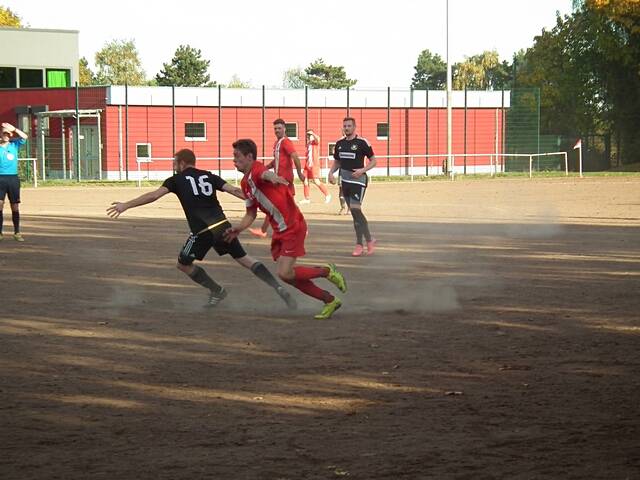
[304,164,321,180]
[271,220,307,260]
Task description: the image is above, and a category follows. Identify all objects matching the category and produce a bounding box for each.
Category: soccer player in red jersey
[299,130,331,205]
[248,118,305,238]
[225,139,346,320]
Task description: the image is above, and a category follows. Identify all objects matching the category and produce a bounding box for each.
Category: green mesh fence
[504,87,541,172]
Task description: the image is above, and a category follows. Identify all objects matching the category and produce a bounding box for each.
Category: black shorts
[0,175,20,203]
[341,179,368,207]
[178,220,246,265]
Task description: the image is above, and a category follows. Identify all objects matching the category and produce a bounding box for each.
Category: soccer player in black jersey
[107,148,295,309]
[328,117,377,256]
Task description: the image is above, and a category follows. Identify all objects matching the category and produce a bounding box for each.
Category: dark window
[328,143,336,156]
[185,122,206,139]
[19,69,44,88]
[285,122,297,139]
[136,143,151,158]
[0,67,17,88]
[377,123,388,138]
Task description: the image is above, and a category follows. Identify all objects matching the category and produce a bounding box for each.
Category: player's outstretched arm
[223,208,258,242]
[106,186,170,218]
[261,170,289,186]
[222,183,245,200]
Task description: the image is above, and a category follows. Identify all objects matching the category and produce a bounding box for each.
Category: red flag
[573,139,582,150]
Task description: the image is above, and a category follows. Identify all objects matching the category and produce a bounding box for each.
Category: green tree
[225,74,251,88]
[79,57,95,86]
[0,5,21,27]
[411,49,446,89]
[518,7,640,163]
[156,45,214,87]
[300,58,356,89]
[94,39,146,86]
[453,50,511,90]
[282,67,306,88]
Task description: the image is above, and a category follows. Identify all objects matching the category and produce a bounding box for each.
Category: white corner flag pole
[579,142,583,178]
[574,138,583,178]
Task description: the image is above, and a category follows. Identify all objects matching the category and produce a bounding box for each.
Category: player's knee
[176,260,191,273]
[278,270,295,284]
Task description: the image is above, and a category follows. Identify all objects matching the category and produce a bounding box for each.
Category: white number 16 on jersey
[186,175,213,196]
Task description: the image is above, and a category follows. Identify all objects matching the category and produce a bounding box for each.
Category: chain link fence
[2,84,602,185]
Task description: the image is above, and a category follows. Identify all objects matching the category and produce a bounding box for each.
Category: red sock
[303,184,310,199]
[294,265,328,281]
[318,183,329,196]
[294,279,334,303]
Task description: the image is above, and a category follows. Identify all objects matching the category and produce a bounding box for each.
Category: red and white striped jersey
[272,136,296,182]
[241,160,305,234]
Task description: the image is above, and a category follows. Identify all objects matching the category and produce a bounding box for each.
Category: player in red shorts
[248,118,305,238]
[299,130,331,205]
[226,139,346,320]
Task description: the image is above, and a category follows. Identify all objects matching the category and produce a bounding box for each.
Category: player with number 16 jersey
[107,148,296,309]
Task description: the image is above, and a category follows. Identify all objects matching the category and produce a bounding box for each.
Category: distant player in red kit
[248,118,305,238]
[299,130,331,205]
[226,139,346,320]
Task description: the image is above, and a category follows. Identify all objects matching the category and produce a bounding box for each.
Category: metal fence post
[346,86,350,117]
[387,86,390,177]
[218,85,222,175]
[172,85,176,157]
[464,87,467,175]
[75,81,81,182]
[261,85,265,160]
[304,85,308,137]
[425,89,429,176]
[124,82,129,181]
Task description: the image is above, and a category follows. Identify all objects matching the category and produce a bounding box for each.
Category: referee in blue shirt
[0,122,28,242]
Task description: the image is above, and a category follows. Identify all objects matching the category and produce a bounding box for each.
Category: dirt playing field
[1,176,639,479]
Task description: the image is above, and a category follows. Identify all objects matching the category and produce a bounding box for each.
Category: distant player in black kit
[328,117,377,256]
[107,148,295,309]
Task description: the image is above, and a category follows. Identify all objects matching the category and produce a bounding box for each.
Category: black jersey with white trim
[333,136,375,171]
[162,167,228,234]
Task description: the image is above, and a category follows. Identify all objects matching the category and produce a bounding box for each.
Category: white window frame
[376,122,389,141]
[285,122,298,140]
[185,122,207,142]
[136,142,152,160]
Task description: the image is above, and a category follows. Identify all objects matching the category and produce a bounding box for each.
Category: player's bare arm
[328,159,341,184]
[291,151,306,182]
[223,208,258,242]
[222,183,245,200]
[107,186,170,218]
[261,170,289,185]
[353,156,377,179]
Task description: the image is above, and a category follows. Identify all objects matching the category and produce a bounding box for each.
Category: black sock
[0,210,3,234]
[12,211,19,234]
[251,262,281,290]
[188,265,222,292]
[350,209,364,244]
[351,209,371,243]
